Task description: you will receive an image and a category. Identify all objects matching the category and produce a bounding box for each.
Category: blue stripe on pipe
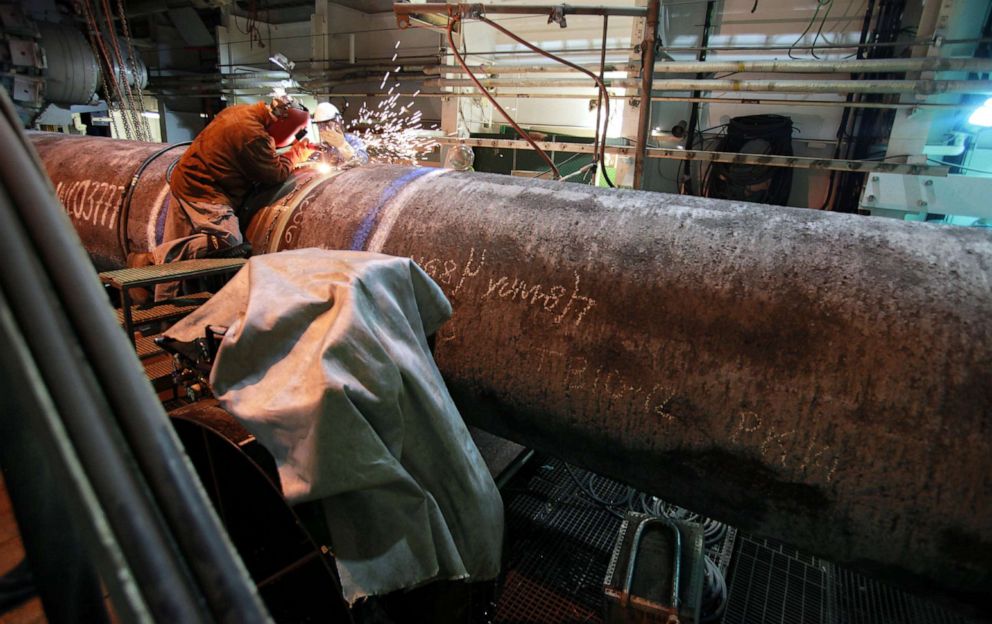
[155,193,170,246]
[349,167,434,251]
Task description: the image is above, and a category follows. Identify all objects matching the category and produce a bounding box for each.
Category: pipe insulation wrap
[28,133,992,613]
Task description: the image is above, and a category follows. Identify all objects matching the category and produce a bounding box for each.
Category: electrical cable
[592,15,610,186]
[446,16,561,179]
[700,555,728,622]
[682,123,726,195]
[927,158,992,175]
[788,0,832,60]
[809,0,836,60]
[679,0,716,195]
[837,0,905,213]
[822,0,875,210]
[117,141,192,255]
[813,0,869,50]
[563,463,631,518]
[477,15,615,186]
[534,151,586,180]
[558,162,596,182]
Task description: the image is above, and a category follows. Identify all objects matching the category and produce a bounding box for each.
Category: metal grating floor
[493,458,735,624]
[493,460,621,623]
[722,535,829,624]
[494,457,981,624]
[724,535,980,624]
[829,559,976,624]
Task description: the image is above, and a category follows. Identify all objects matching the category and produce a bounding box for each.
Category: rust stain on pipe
[29,133,992,614]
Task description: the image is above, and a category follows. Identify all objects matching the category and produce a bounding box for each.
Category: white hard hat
[313,102,342,123]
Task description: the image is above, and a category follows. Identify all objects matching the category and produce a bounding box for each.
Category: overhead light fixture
[968,97,992,127]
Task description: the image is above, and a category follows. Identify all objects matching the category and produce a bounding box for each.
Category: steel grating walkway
[494,457,981,624]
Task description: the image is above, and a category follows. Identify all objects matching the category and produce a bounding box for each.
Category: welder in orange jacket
[135,97,314,300]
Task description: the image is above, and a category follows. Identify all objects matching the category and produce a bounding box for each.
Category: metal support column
[632,0,660,189]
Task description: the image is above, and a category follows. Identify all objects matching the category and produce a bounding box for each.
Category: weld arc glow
[968,97,992,127]
[349,167,434,251]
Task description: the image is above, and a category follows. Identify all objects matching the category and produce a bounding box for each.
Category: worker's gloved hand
[287,139,316,166]
[319,124,347,149]
[336,140,356,162]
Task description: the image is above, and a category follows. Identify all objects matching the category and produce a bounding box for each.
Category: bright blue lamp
[968,97,992,127]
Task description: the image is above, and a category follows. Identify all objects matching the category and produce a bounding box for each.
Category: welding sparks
[344,44,438,166]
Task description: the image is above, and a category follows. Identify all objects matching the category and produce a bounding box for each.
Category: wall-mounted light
[968,97,992,127]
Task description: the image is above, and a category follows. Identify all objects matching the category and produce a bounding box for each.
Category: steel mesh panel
[494,459,978,624]
[723,535,980,624]
[493,460,622,623]
[722,535,828,624]
[830,564,977,624]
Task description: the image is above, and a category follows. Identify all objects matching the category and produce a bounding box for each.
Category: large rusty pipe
[29,133,992,613]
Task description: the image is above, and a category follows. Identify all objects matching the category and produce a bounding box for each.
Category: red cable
[446,16,561,179]
[479,15,615,187]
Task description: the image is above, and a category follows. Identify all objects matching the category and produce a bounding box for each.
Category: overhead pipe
[426,78,609,88]
[426,56,992,77]
[423,63,626,75]
[429,36,992,59]
[432,77,992,95]
[640,78,992,95]
[150,65,428,83]
[393,2,649,20]
[143,88,966,112]
[29,133,992,617]
[651,58,992,77]
[311,90,963,111]
[650,56,992,75]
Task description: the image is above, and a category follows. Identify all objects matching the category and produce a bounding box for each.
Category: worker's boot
[205,242,252,259]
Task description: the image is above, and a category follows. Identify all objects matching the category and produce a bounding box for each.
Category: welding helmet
[313,101,343,124]
[266,99,310,148]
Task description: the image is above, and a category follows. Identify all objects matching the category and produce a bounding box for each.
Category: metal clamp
[619,516,682,614]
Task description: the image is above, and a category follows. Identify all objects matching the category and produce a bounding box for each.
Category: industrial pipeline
[30,132,992,612]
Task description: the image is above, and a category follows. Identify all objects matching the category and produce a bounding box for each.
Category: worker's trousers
[151,193,243,300]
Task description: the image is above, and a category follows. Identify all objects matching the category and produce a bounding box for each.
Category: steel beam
[29,133,992,616]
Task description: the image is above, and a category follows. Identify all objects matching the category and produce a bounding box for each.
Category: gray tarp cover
[166,249,504,603]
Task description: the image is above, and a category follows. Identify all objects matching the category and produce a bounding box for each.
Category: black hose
[0,95,269,622]
[118,141,191,255]
[679,0,716,195]
[0,102,212,621]
[592,15,613,187]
